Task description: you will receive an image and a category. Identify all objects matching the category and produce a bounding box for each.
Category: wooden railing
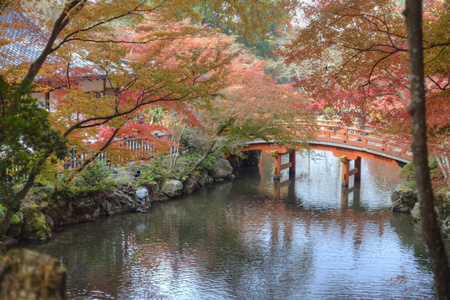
[63,137,163,170]
[313,120,412,161]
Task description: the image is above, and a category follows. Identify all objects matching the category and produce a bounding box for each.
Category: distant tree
[175,0,298,58]
[184,47,316,175]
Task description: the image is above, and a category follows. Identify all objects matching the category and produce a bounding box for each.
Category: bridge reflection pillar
[289,151,296,175]
[354,157,361,181]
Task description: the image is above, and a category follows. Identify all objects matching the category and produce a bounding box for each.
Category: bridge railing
[313,120,412,161]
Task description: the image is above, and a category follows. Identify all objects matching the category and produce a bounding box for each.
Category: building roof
[0,10,94,71]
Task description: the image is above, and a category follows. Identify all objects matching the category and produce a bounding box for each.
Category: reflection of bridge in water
[272,179,362,210]
[249,177,393,243]
[244,120,412,187]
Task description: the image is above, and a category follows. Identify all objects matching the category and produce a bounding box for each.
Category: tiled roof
[0,11,93,70]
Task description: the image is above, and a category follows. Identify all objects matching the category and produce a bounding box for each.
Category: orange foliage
[279,0,449,155]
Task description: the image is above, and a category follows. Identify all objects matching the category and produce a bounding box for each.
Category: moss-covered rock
[21,205,52,242]
[391,183,418,213]
[0,249,67,299]
[161,180,183,198]
[6,212,23,239]
[210,158,233,182]
[435,192,450,237]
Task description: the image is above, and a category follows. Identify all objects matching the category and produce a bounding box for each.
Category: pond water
[24,150,447,299]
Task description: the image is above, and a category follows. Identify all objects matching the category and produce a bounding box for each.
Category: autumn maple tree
[182,47,316,174]
[0,0,300,243]
[45,17,234,170]
[280,0,448,139]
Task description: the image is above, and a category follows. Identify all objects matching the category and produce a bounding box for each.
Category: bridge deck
[244,120,412,168]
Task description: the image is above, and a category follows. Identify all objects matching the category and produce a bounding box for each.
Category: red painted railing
[244,119,412,167]
[313,120,412,161]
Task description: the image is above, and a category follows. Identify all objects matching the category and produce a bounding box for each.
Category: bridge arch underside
[243,141,410,168]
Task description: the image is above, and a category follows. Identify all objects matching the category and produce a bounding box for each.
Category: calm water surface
[25,151,448,299]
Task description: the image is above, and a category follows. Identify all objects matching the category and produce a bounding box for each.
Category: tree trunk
[183,117,236,177]
[184,140,217,176]
[404,1,450,298]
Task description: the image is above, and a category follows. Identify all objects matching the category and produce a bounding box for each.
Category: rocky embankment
[391,182,450,237]
[4,158,235,246]
[391,183,418,213]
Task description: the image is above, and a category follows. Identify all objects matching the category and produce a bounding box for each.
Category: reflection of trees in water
[20,153,438,299]
[23,216,142,299]
[389,212,443,269]
[363,157,402,189]
[130,181,315,298]
[217,179,314,297]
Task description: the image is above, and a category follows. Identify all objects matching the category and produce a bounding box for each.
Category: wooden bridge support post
[272,151,282,180]
[341,187,350,208]
[340,156,350,187]
[272,150,296,181]
[289,151,296,175]
[340,155,361,187]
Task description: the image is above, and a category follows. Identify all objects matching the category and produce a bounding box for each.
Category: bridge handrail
[312,120,412,160]
[285,119,412,161]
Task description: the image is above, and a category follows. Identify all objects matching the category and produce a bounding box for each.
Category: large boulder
[0,249,67,300]
[410,194,450,237]
[199,172,214,186]
[143,181,160,201]
[411,202,421,220]
[72,195,103,222]
[210,158,233,182]
[182,176,201,194]
[391,183,418,213]
[161,180,183,198]
[135,187,151,212]
[103,190,134,215]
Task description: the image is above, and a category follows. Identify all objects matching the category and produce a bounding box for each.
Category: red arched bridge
[242,120,412,187]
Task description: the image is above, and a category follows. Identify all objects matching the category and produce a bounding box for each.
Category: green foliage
[176,0,293,54]
[22,205,50,239]
[400,162,416,189]
[137,159,170,185]
[428,157,439,171]
[200,153,219,171]
[74,160,110,187]
[30,183,56,201]
[143,106,166,125]
[0,75,67,210]
[324,107,336,117]
[11,213,23,225]
[184,151,220,171]
[400,159,441,189]
[397,181,416,193]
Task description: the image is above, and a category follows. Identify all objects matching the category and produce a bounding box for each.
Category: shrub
[77,160,110,187]
[137,159,170,185]
[70,160,117,193]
